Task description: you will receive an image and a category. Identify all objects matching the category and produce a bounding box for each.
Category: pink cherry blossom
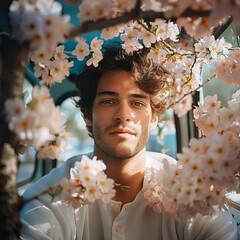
[57,156,116,207]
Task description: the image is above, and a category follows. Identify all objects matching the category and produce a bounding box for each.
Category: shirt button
[113,203,121,213]
[115,224,121,233]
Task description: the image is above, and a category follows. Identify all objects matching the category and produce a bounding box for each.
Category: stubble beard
[92,123,149,161]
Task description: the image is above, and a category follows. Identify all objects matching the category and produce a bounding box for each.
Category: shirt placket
[112,204,128,240]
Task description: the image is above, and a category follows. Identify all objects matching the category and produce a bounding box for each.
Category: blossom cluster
[57,155,116,208]
[4,86,68,159]
[31,45,74,86]
[5,0,240,217]
[72,37,104,67]
[144,89,240,221]
[72,0,240,117]
[9,0,239,118]
[78,0,240,39]
[215,49,240,87]
[70,19,233,117]
[78,0,136,22]
[9,0,71,51]
[194,90,240,136]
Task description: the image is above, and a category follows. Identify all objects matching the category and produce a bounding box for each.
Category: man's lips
[109,129,136,135]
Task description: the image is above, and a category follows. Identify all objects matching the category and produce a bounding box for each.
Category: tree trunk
[0,32,30,239]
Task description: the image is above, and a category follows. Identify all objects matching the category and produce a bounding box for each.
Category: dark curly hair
[74,47,173,137]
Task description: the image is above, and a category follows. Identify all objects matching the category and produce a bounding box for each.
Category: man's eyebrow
[96,91,149,99]
[97,91,119,96]
[130,93,149,100]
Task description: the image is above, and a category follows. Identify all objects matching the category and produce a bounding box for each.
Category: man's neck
[94,149,146,205]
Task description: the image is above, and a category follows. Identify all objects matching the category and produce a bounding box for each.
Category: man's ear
[83,115,92,127]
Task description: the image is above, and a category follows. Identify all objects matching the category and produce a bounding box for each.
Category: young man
[20,48,237,239]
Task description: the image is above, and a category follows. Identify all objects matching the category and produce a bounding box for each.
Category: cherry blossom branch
[137,19,177,53]
[182,54,198,88]
[212,17,232,39]
[68,0,142,39]
[68,9,212,39]
[167,74,216,109]
[20,183,129,207]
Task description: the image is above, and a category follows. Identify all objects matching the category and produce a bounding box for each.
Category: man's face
[88,70,157,160]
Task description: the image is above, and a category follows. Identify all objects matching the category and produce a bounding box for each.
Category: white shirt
[20,152,237,240]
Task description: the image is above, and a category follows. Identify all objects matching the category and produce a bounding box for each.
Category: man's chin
[95,137,142,159]
[105,145,136,160]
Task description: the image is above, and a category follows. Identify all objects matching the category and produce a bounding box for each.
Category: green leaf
[48,186,63,200]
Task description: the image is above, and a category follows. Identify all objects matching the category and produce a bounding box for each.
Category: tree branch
[0,34,30,240]
[167,74,216,109]
[68,8,213,39]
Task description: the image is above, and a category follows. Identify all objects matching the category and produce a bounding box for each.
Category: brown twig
[67,8,213,40]
[226,198,240,211]
[68,0,142,39]
[167,74,216,109]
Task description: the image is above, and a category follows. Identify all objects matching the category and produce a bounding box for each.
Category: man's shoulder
[145,151,177,182]
[64,152,93,166]
[146,151,177,166]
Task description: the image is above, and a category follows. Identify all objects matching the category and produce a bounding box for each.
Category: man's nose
[113,102,132,122]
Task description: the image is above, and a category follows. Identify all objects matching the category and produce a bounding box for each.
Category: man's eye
[132,102,145,107]
[100,99,115,105]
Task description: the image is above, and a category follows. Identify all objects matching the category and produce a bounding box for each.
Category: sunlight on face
[90,70,157,160]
